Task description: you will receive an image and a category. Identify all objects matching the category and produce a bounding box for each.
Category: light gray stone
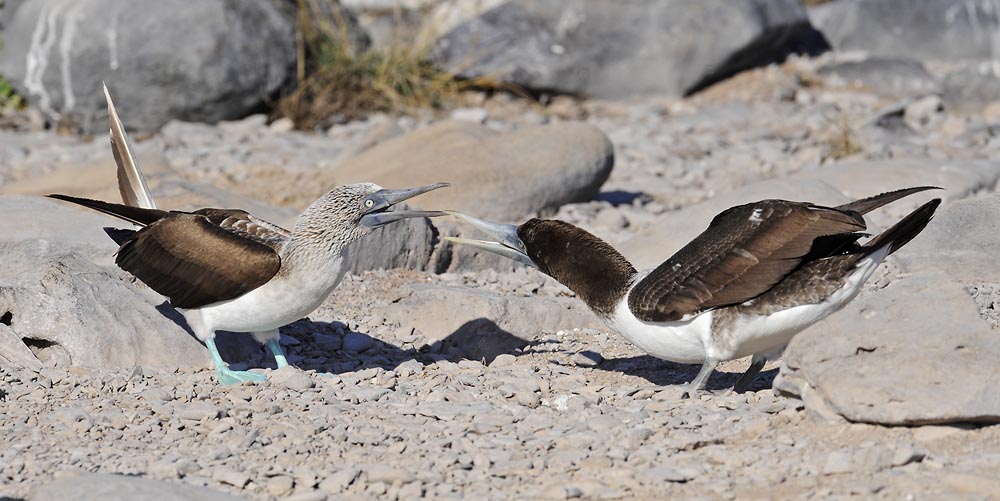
[0,0,296,133]
[817,57,939,97]
[270,366,315,392]
[427,0,819,98]
[897,193,1000,283]
[809,0,1000,60]
[776,270,1000,425]
[28,472,248,501]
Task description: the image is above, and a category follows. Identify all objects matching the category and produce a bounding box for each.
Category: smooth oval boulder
[774,270,1000,426]
[426,0,820,98]
[331,120,614,221]
[0,0,295,132]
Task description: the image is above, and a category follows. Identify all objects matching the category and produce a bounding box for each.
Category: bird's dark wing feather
[193,208,291,251]
[115,213,282,309]
[628,200,866,322]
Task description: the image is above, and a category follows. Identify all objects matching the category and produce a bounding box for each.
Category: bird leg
[733,354,767,393]
[252,329,287,369]
[206,337,266,385]
[681,357,719,399]
[267,338,288,369]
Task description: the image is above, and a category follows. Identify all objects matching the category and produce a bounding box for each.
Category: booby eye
[364,199,375,208]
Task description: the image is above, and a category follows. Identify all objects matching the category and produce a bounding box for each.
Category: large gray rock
[620,178,850,270]
[0,0,295,132]
[897,193,1000,283]
[427,0,819,98]
[809,0,1000,60]
[942,63,1000,111]
[331,120,614,221]
[0,196,259,371]
[774,270,1000,425]
[28,472,247,501]
[384,283,603,362]
[817,57,940,97]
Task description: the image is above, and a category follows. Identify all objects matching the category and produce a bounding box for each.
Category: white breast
[604,300,712,364]
[187,255,347,336]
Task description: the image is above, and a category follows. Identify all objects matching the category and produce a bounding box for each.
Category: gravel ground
[2,55,1000,499]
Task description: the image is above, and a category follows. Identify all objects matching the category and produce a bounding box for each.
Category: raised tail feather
[47,194,168,227]
[835,186,941,215]
[863,198,941,256]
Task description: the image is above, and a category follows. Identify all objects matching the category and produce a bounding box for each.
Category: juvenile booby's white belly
[605,302,713,364]
[186,256,347,336]
[727,246,888,359]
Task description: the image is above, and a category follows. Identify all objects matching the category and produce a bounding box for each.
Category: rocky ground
[3,50,1000,501]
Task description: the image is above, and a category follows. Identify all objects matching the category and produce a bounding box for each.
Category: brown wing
[628,200,866,322]
[115,213,282,309]
[193,208,291,251]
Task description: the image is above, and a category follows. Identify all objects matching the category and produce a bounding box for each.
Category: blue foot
[217,368,267,385]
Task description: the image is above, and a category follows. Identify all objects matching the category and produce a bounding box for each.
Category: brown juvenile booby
[49,87,449,384]
[445,188,941,395]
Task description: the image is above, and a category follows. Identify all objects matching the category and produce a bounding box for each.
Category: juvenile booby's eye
[364,199,375,208]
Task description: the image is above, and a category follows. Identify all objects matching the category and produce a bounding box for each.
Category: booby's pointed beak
[443,211,537,268]
[360,182,450,228]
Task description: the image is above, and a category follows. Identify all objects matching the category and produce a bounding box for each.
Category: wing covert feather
[628,200,866,322]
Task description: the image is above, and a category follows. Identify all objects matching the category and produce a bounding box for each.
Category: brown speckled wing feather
[193,208,291,252]
[115,213,283,309]
[628,200,866,322]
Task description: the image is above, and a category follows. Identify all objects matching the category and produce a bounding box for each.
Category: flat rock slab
[428,0,816,98]
[775,270,1000,425]
[383,282,603,362]
[331,120,614,221]
[897,193,1000,283]
[28,472,248,501]
[620,178,850,270]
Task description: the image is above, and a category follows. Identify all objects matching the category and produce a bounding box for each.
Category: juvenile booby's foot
[218,368,267,385]
[733,356,767,394]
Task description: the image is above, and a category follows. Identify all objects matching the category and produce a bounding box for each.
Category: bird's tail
[104,83,157,210]
[835,186,941,215]
[863,198,941,256]
[47,194,168,227]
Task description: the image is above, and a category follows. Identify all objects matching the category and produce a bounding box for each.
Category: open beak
[443,211,537,268]
[360,182,449,228]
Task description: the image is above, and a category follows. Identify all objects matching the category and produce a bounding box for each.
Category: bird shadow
[594,354,779,392]
[217,316,531,376]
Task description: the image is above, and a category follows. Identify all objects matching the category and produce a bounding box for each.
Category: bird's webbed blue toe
[217,368,267,385]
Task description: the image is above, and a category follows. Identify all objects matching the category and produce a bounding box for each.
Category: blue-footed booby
[49,86,448,384]
[445,188,940,395]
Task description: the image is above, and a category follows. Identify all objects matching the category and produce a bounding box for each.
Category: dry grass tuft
[273,0,516,130]
[823,113,862,161]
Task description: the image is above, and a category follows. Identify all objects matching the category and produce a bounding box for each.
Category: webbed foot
[217,368,267,385]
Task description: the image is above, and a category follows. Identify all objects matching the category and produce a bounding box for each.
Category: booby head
[297,182,449,242]
[444,211,637,313]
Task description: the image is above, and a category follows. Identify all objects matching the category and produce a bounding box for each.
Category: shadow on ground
[594,354,779,392]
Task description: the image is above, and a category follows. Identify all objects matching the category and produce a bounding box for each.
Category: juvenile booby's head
[444,211,637,314]
[296,182,449,243]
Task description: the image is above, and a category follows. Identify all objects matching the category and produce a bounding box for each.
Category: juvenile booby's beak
[360,182,450,228]
[443,211,537,268]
